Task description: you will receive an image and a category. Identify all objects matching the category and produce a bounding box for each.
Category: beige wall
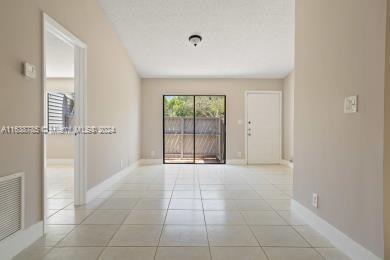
[141,79,283,160]
[46,78,74,93]
[385,0,390,257]
[282,71,294,161]
[47,135,74,160]
[0,0,141,228]
[295,0,386,257]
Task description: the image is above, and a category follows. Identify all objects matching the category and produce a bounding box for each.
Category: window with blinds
[47,92,75,131]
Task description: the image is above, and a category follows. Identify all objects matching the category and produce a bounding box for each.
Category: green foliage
[164,96,225,118]
[164,96,193,117]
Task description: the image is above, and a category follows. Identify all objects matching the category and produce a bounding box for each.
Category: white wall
[283,71,294,161]
[294,0,386,257]
[141,78,283,161]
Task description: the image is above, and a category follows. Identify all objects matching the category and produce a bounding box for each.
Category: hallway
[15,164,348,260]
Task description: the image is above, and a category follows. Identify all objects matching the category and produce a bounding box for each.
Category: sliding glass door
[163,95,226,164]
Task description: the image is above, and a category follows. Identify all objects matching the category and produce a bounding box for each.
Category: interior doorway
[163,95,226,164]
[245,91,282,164]
[43,14,87,226]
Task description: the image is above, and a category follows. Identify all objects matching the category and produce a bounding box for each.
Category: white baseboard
[46,158,74,166]
[139,159,163,165]
[291,200,382,260]
[86,161,139,203]
[280,159,294,168]
[0,221,43,260]
[226,159,246,165]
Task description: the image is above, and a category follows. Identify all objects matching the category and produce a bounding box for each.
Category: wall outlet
[312,193,318,208]
[151,150,155,158]
[237,151,242,158]
[120,160,124,169]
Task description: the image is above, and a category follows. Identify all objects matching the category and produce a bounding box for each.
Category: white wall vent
[0,172,24,242]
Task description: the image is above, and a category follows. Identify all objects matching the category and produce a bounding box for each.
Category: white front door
[247,92,281,164]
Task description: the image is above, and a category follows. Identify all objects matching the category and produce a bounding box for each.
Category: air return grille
[0,172,24,241]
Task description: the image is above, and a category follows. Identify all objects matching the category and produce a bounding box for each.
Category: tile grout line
[199,172,213,260]
[153,165,178,260]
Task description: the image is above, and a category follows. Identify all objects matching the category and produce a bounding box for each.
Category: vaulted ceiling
[98,0,294,78]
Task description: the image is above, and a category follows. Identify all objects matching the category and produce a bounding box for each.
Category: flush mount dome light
[189,34,202,47]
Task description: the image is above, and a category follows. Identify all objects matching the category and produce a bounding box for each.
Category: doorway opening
[43,14,87,226]
[163,95,226,164]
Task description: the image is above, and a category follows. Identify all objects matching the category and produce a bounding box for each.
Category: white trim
[139,159,164,165]
[46,159,74,166]
[291,200,383,260]
[42,13,88,229]
[226,159,246,165]
[244,90,282,165]
[280,159,294,168]
[86,161,139,203]
[0,221,43,260]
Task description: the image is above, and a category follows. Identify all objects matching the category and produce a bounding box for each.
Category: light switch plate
[344,95,358,113]
[23,62,36,79]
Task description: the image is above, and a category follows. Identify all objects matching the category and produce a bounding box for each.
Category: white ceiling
[46,31,74,78]
[98,0,294,79]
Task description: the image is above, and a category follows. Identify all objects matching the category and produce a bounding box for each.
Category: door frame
[162,95,227,164]
[244,90,282,165]
[42,13,88,227]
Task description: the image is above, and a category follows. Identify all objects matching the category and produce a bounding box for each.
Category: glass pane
[195,96,226,164]
[163,96,194,163]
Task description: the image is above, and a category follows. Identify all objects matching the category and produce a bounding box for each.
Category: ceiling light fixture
[189,34,202,47]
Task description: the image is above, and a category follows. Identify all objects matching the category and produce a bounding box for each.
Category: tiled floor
[14,164,350,260]
[46,165,74,218]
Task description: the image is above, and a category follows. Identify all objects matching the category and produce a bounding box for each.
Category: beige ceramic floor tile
[207,225,259,246]
[81,210,129,225]
[155,247,211,260]
[233,200,272,211]
[59,225,118,246]
[165,210,205,225]
[98,198,139,210]
[263,247,323,260]
[123,210,167,224]
[210,247,268,260]
[99,247,156,260]
[43,224,76,244]
[42,247,103,260]
[135,199,170,209]
[202,199,237,210]
[251,226,310,247]
[47,210,92,225]
[159,225,208,246]
[109,225,163,246]
[169,199,203,210]
[265,199,291,210]
[241,211,287,225]
[204,211,246,225]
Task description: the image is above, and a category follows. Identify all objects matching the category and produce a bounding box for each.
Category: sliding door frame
[163,95,226,165]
